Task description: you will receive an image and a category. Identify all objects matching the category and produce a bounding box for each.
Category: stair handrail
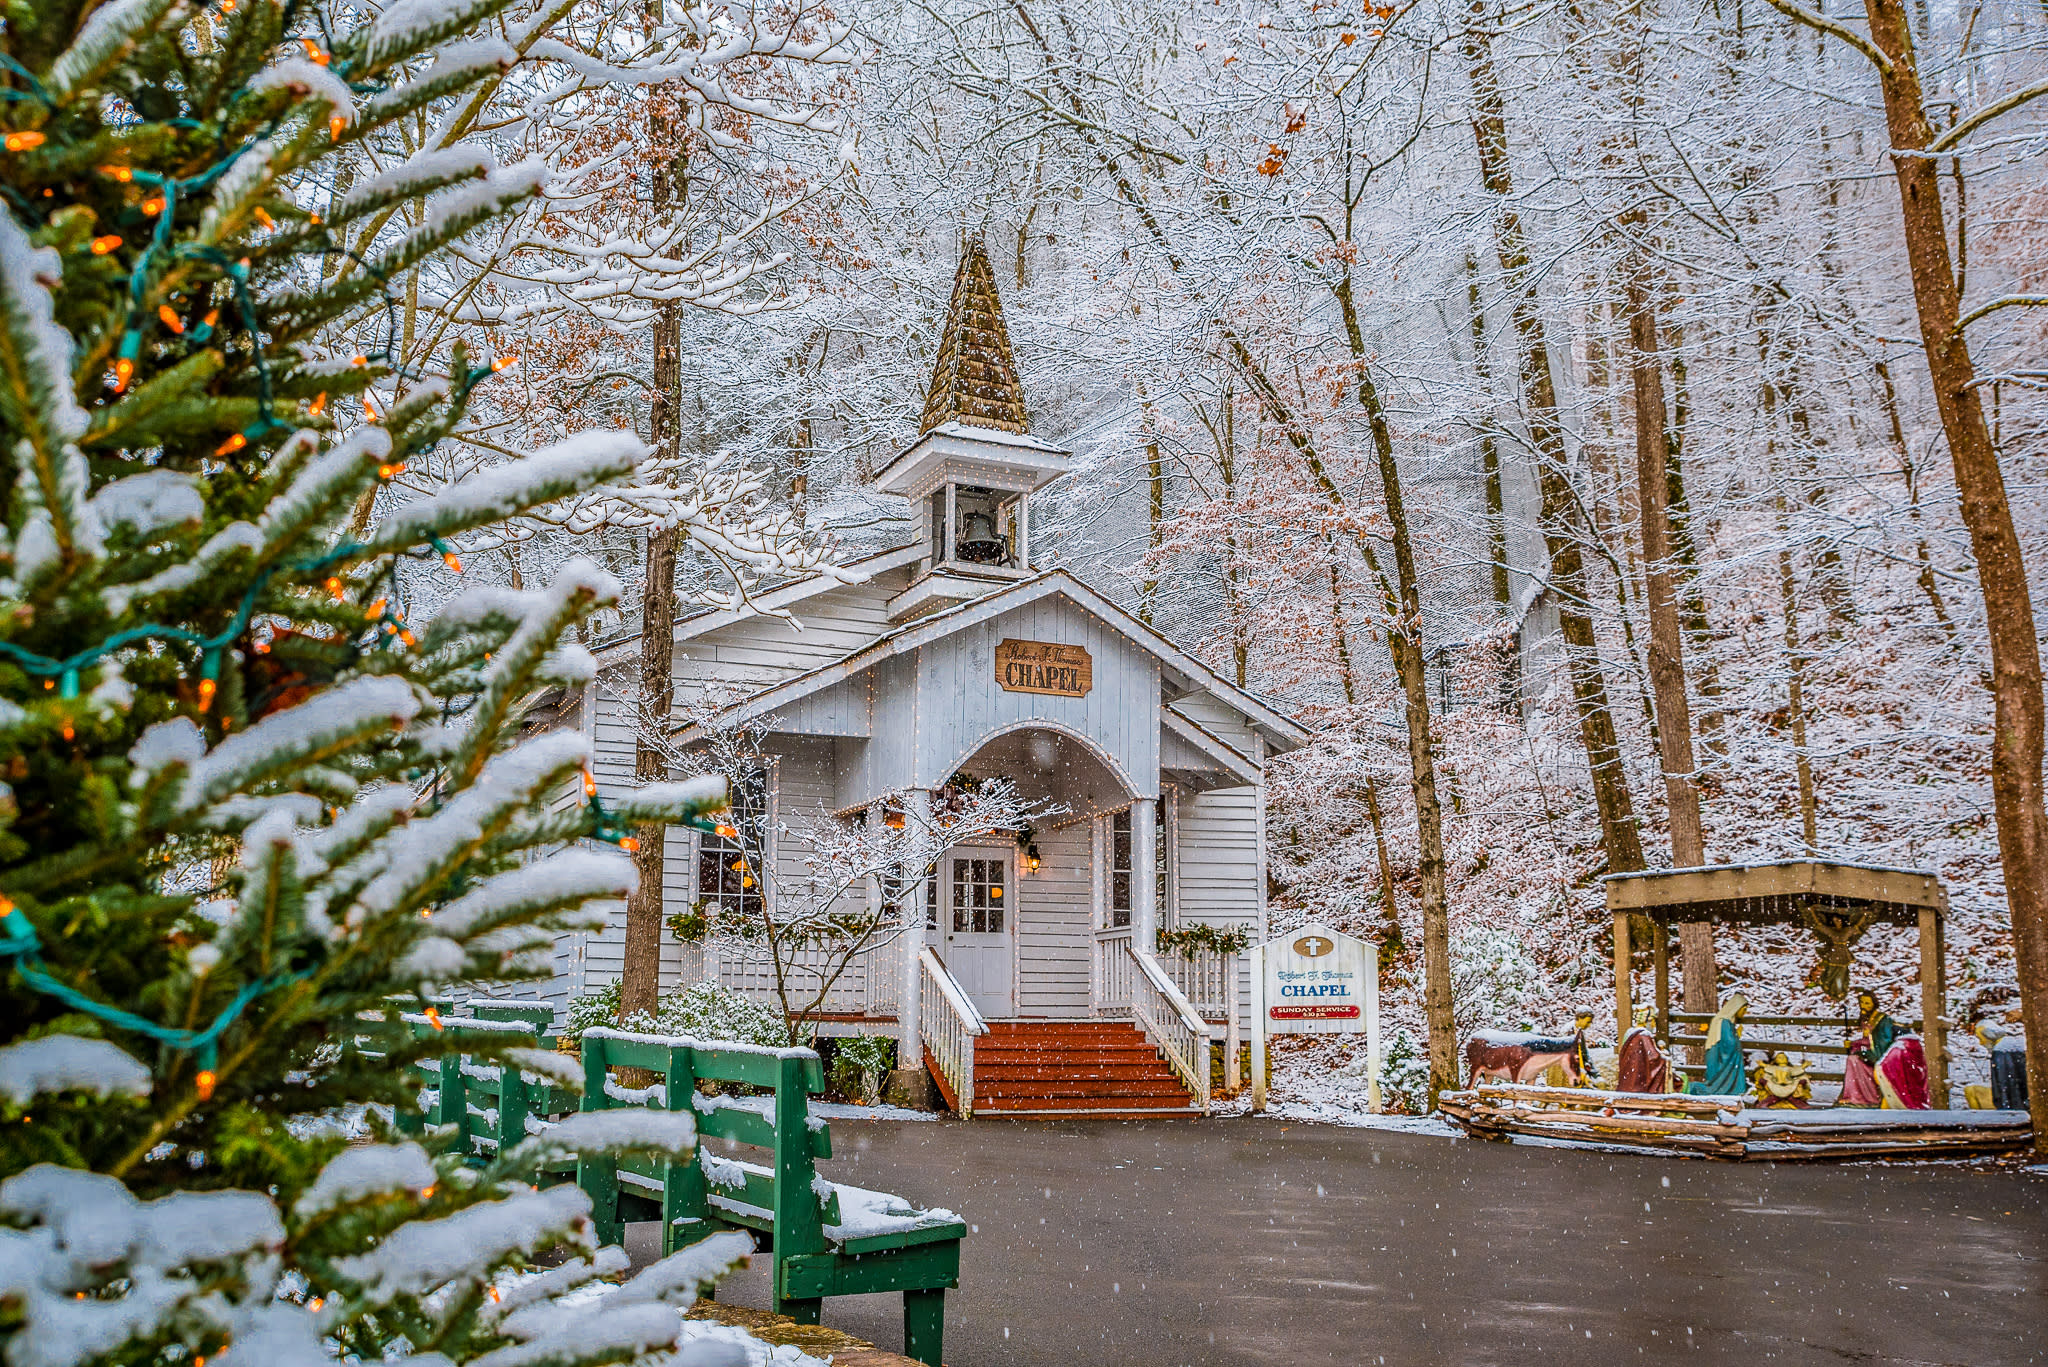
[918,946,986,1116]
[1125,944,1212,1113]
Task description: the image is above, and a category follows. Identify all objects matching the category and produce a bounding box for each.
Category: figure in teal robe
[1687,993,1749,1097]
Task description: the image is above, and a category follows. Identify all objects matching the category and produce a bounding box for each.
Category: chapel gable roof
[672,570,1308,755]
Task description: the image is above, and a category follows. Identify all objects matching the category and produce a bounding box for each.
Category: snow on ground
[808,1100,938,1122]
[1229,1101,1462,1137]
[678,1315,830,1366]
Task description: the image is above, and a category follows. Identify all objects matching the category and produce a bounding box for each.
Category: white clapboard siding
[1015,818,1093,1017]
[1175,787,1259,924]
[771,740,870,1013]
[1177,785,1261,1033]
[1170,695,1260,752]
[672,577,905,695]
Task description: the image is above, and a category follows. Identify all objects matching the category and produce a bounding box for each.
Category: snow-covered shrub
[564,979,628,1047]
[564,980,788,1051]
[639,981,790,1050]
[828,1034,898,1104]
[1375,1031,1434,1115]
[1447,924,1544,1039]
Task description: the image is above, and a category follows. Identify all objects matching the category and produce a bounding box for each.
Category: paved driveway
[649,1116,2047,1366]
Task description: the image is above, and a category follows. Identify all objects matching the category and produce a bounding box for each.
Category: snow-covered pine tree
[0,3,758,1362]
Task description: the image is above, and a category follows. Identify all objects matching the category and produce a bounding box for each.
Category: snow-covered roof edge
[671,569,1309,754]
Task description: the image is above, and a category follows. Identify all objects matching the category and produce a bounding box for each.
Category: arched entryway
[934,724,1139,1019]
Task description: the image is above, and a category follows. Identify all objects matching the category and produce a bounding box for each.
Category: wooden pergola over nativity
[1605,859,1951,1100]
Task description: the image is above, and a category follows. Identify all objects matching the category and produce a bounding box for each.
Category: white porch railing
[918,947,986,1116]
[1126,946,1213,1113]
[1160,948,1235,1021]
[1092,929,1134,1018]
[710,937,903,1019]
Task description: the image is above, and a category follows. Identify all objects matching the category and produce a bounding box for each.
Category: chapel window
[697,766,768,923]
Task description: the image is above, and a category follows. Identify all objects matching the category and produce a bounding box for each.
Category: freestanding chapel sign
[1251,922,1380,1112]
[994,639,1092,698]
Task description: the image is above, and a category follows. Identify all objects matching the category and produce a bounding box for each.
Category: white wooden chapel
[545,243,1306,1114]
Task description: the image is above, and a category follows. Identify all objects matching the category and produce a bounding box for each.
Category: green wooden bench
[397,1010,577,1181]
[577,1026,966,1366]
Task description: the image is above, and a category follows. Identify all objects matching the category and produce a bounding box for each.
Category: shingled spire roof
[918,240,1030,436]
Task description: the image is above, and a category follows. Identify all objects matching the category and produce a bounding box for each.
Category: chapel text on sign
[994,639,1093,698]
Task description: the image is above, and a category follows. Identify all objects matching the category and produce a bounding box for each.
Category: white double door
[941,846,1015,1020]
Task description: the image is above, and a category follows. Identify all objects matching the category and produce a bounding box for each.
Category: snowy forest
[367,0,2046,1100]
[1,0,2045,1362]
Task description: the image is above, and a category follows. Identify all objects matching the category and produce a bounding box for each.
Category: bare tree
[1465,4,1647,882]
[1767,0,2048,1149]
[619,683,1055,1042]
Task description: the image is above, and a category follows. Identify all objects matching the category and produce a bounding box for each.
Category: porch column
[1131,796,1158,953]
[899,787,932,1068]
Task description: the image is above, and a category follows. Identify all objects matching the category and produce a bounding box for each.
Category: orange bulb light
[215,432,247,456]
[112,358,134,390]
[620,836,640,853]
[89,235,121,255]
[158,304,184,333]
[196,679,216,711]
[582,770,598,797]
[99,165,133,182]
[442,550,462,572]
[5,131,45,151]
[308,392,327,416]
[195,1070,217,1100]
[141,196,165,215]
[423,1006,443,1030]
[492,355,518,372]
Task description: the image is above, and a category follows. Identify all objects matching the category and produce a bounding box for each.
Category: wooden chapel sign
[994,638,1093,697]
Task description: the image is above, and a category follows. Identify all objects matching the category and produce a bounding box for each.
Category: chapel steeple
[871,242,1070,622]
[919,240,1030,436]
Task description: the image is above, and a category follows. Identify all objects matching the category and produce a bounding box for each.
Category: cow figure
[1465,1027,1589,1089]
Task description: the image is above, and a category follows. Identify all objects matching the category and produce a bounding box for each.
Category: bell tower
[874,241,1069,622]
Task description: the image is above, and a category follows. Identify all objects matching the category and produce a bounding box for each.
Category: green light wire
[0,905,305,1074]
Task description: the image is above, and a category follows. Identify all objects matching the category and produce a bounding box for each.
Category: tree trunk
[1140,386,1164,624]
[1362,775,1402,942]
[1664,343,1725,754]
[1875,359,1959,642]
[619,291,683,1024]
[1465,253,1512,612]
[1330,280,1456,1104]
[1623,254,1721,1015]
[1466,13,1645,879]
[1860,0,2048,1137]
[1625,295,1705,825]
[1777,526,1820,850]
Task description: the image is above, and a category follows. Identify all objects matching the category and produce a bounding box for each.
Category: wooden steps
[967,1021,1201,1118]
